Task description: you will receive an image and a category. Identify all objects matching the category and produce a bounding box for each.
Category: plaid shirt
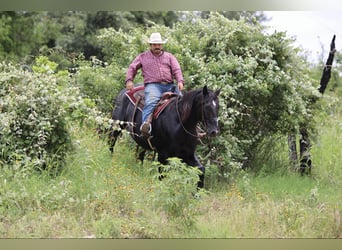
[126,50,184,85]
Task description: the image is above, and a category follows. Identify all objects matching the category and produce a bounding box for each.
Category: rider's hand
[178,82,184,91]
[126,80,134,90]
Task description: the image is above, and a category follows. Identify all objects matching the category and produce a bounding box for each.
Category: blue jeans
[142,83,180,123]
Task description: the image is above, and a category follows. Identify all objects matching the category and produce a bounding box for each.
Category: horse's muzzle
[208,129,219,137]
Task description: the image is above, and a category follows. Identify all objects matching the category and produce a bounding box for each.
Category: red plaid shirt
[126,50,184,85]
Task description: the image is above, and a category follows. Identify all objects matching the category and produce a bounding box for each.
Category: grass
[0,109,341,238]
[192,191,340,238]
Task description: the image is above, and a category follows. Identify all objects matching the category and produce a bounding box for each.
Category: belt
[145,82,174,85]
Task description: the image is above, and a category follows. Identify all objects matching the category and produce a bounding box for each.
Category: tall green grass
[0,109,341,238]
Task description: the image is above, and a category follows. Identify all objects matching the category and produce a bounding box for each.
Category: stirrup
[140,122,152,138]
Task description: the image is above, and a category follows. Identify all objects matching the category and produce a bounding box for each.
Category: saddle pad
[125,85,145,111]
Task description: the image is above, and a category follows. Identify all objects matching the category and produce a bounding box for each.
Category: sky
[263,11,341,62]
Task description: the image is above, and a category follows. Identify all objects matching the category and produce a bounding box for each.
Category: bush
[95,12,319,176]
[0,62,96,172]
[74,61,121,114]
[149,158,205,228]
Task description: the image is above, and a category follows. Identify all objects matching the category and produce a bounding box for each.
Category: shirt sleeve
[170,54,184,84]
[125,55,142,83]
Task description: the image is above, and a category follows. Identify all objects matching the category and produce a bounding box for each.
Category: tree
[288,35,337,175]
[200,11,269,24]
[94,12,318,178]
[0,11,182,64]
[0,11,45,62]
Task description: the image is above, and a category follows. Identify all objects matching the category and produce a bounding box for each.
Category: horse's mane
[178,89,203,122]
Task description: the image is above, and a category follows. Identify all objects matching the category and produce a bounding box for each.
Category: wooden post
[288,35,336,175]
[288,134,298,170]
[299,128,312,175]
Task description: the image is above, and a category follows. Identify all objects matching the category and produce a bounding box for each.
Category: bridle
[175,93,209,138]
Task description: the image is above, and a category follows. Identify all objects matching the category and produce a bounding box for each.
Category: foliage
[0,14,13,60]
[199,10,269,23]
[149,158,205,228]
[0,11,335,177]
[73,61,119,113]
[32,55,58,74]
[0,122,340,238]
[0,12,41,62]
[0,11,341,239]
[0,63,97,172]
[96,12,320,176]
[0,11,183,64]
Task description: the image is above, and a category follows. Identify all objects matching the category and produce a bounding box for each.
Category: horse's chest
[154,132,196,151]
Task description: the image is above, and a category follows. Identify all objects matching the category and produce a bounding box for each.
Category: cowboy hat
[148,32,168,44]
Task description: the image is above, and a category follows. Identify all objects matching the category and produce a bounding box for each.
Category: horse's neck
[179,93,202,126]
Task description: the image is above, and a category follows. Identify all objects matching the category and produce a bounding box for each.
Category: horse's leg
[157,152,169,180]
[135,145,146,165]
[183,154,205,189]
[109,130,122,153]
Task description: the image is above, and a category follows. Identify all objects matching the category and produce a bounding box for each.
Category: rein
[175,95,206,139]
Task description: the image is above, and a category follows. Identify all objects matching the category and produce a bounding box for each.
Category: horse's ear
[203,85,209,96]
[214,88,221,97]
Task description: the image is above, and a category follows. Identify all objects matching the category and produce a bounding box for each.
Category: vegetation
[0,116,340,238]
[0,11,341,238]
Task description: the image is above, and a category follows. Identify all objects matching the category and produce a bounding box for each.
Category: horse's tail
[112,88,127,121]
[109,87,128,153]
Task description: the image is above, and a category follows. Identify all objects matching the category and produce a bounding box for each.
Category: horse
[110,83,154,162]
[110,84,220,188]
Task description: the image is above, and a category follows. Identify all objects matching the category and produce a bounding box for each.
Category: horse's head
[202,86,220,137]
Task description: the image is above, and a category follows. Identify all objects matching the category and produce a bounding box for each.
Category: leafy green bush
[0,63,96,172]
[149,158,205,228]
[74,26,149,114]
[74,61,121,114]
[95,12,320,177]
[172,14,320,173]
[32,55,58,74]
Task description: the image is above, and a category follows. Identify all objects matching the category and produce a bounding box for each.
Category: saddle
[125,85,178,120]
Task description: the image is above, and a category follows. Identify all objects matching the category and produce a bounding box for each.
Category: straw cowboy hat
[148,32,168,44]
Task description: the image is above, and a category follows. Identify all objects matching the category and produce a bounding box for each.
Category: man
[125,32,185,137]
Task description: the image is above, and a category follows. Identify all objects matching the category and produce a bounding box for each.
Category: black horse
[110,85,220,188]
